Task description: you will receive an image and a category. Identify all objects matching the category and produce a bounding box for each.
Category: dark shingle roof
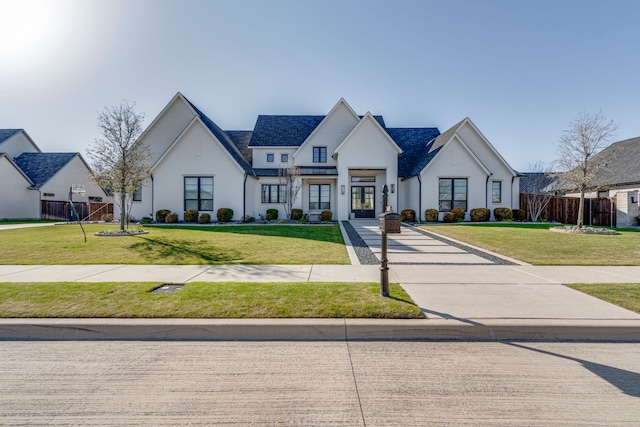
[590,136,640,186]
[0,129,21,144]
[226,130,253,164]
[13,152,77,188]
[248,115,325,147]
[387,128,441,177]
[183,97,255,175]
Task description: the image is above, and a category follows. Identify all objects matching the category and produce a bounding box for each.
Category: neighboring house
[553,136,640,227]
[0,129,110,220]
[126,93,520,222]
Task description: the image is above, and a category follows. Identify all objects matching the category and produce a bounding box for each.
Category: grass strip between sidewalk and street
[568,283,640,314]
[0,282,423,319]
[0,224,349,265]
[420,223,640,265]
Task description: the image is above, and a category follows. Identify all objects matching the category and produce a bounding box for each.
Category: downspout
[243,173,248,221]
[485,174,491,208]
[416,174,422,221]
[511,175,515,210]
[150,174,154,221]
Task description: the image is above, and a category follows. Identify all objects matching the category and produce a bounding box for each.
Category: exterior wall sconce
[390,184,395,193]
[341,185,346,194]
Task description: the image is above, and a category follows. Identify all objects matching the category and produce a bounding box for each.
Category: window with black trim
[309,184,330,210]
[267,153,274,163]
[262,184,286,203]
[280,154,288,163]
[492,181,502,203]
[313,147,327,163]
[132,181,142,201]
[439,178,467,211]
[184,177,213,211]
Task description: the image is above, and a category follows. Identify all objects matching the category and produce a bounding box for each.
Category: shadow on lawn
[148,224,344,244]
[129,237,241,263]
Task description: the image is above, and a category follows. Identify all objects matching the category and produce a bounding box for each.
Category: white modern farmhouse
[127,93,520,222]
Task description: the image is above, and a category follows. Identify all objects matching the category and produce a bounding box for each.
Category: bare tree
[521,161,554,222]
[87,101,150,231]
[554,111,617,227]
[278,166,301,219]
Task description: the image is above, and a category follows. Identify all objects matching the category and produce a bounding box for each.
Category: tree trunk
[120,192,126,231]
[577,191,585,228]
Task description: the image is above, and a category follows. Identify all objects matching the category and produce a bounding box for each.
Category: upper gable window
[313,147,327,163]
[267,153,274,163]
[281,153,288,163]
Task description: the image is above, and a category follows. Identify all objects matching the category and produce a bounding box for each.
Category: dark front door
[351,186,375,218]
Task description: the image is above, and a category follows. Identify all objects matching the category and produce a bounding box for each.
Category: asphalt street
[2,340,639,426]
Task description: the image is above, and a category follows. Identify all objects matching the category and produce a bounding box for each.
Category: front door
[351,186,375,218]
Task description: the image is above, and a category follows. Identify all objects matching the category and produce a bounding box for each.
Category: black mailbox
[378,212,401,234]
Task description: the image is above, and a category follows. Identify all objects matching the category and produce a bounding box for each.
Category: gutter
[417,174,422,221]
[243,173,248,220]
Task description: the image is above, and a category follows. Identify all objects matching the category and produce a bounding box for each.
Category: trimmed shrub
[425,209,439,222]
[513,209,526,222]
[199,213,211,224]
[637,215,640,226]
[165,213,178,223]
[320,210,333,222]
[266,208,279,221]
[184,209,199,223]
[494,207,513,221]
[140,217,153,224]
[101,213,114,222]
[469,208,490,222]
[442,212,457,223]
[401,209,416,222]
[450,208,465,221]
[217,208,234,223]
[297,217,308,224]
[291,208,303,221]
[155,209,171,223]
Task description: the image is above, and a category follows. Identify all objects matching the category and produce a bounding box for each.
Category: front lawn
[420,223,640,265]
[0,281,423,319]
[568,283,640,314]
[0,224,349,265]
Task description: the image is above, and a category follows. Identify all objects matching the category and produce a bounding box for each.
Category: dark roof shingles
[248,115,325,147]
[0,129,21,144]
[13,152,77,188]
[387,128,441,177]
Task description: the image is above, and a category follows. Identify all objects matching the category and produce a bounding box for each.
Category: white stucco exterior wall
[0,156,39,219]
[39,155,108,205]
[251,147,297,169]
[0,131,40,158]
[152,120,247,221]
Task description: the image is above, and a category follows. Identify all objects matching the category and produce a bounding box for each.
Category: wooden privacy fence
[520,194,616,227]
[41,201,114,221]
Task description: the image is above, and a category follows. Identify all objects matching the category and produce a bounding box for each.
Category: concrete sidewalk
[1,263,640,341]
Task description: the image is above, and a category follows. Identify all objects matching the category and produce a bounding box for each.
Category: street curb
[2,319,640,342]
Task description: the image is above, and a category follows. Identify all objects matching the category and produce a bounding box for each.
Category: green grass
[0,224,349,265]
[568,283,640,314]
[421,223,640,265]
[0,282,423,318]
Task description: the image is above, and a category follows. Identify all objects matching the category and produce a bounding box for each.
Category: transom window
[184,177,213,211]
[439,178,467,211]
[351,176,376,182]
[262,184,286,203]
[266,153,274,163]
[313,147,327,163]
[492,181,502,203]
[309,184,330,210]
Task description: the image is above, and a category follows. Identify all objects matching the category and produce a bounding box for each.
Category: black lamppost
[380,185,390,297]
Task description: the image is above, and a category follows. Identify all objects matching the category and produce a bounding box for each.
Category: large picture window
[439,178,467,211]
[184,177,213,211]
[492,181,502,203]
[309,184,330,210]
[262,184,286,203]
[313,147,327,163]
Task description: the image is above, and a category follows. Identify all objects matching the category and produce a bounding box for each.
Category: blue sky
[1,0,638,172]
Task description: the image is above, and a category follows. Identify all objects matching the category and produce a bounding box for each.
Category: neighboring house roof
[387,128,441,177]
[0,129,21,144]
[183,97,255,175]
[589,136,640,186]
[13,152,77,188]
[248,115,325,147]
[0,152,35,185]
[519,172,555,193]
